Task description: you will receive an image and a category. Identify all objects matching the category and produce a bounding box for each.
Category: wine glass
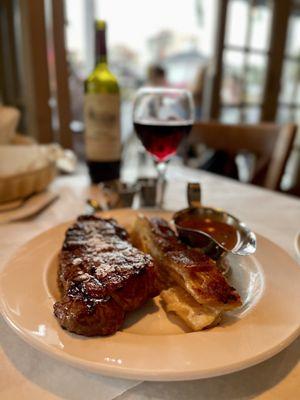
[133,87,195,208]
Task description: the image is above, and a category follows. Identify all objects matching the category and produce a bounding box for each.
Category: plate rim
[1,306,300,381]
[1,209,300,381]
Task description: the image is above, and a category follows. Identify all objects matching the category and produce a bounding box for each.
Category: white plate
[1,209,300,381]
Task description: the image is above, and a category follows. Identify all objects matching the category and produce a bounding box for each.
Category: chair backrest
[188,122,297,190]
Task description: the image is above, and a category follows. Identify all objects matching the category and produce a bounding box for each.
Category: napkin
[0,144,77,176]
[0,317,140,400]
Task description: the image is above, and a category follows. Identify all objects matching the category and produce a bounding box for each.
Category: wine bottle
[84,20,121,183]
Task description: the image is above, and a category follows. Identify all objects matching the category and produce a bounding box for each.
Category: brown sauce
[179,218,238,250]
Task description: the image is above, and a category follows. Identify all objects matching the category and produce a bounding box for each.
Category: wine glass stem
[156,161,167,209]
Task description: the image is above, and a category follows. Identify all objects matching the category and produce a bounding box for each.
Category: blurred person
[147,64,167,87]
[191,65,207,120]
[222,73,243,105]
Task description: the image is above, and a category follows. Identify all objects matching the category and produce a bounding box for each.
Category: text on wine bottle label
[84,93,121,161]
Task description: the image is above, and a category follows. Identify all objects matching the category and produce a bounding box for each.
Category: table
[1,165,300,400]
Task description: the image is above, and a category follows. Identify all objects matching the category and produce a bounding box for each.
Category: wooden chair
[187,122,297,190]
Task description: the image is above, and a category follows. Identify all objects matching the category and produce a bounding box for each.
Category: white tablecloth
[1,166,299,399]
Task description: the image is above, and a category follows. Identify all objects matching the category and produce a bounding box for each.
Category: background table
[1,165,299,399]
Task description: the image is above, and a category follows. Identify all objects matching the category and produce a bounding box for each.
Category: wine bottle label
[84,93,121,161]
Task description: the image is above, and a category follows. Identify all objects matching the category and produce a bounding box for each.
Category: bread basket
[0,145,56,203]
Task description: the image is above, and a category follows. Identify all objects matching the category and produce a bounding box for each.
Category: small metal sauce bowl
[173,183,256,260]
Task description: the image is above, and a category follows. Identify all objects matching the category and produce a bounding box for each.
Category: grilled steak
[54,215,158,336]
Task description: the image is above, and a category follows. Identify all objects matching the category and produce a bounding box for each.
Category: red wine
[134,121,192,162]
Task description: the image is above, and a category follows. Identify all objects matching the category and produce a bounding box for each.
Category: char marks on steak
[54,215,158,336]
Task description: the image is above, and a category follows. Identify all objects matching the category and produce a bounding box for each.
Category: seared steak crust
[54,215,158,336]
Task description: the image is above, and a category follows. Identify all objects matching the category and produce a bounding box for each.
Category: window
[65,0,218,139]
[220,0,273,123]
[277,3,300,123]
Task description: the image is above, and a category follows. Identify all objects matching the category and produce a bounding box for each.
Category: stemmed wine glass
[133,87,195,208]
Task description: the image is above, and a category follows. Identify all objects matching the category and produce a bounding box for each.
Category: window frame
[208,0,292,123]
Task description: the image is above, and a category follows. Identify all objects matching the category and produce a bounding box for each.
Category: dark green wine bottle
[84,20,121,183]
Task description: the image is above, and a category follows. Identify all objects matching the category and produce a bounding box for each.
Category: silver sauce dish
[173,183,256,261]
